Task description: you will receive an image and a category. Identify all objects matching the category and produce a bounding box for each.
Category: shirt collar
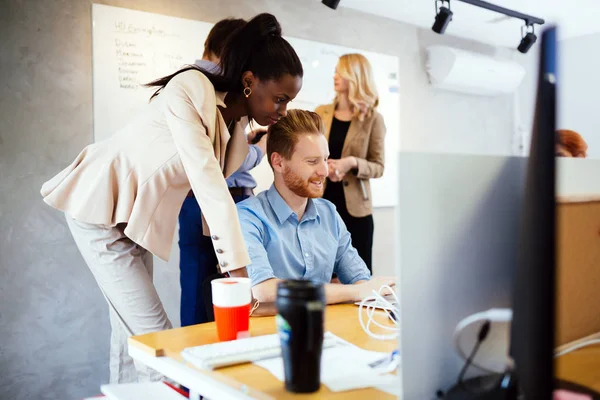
[194,59,221,74]
[303,198,319,223]
[266,185,320,224]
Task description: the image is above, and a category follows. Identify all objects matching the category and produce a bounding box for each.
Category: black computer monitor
[509,25,557,399]
[443,26,598,400]
[445,25,558,400]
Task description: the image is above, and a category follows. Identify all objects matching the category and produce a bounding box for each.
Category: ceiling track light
[431,0,545,54]
[432,0,453,34]
[322,0,341,10]
[518,24,537,54]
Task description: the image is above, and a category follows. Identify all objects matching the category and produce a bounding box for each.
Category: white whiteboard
[92,4,400,207]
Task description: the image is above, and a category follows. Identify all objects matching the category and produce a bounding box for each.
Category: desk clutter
[183,279,401,395]
[183,280,402,394]
[253,332,400,394]
[182,330,400,394]
[181,331,339,370]
[128,303,401,398]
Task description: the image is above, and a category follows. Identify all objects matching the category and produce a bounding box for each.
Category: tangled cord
[358,285,400,341]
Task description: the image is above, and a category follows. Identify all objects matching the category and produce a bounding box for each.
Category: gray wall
[515,45,539,155]
[0,0,519,398]
[1,1,107,399]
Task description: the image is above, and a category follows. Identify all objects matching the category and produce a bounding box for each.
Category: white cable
[554,339,600,358]
[358,285,400,341]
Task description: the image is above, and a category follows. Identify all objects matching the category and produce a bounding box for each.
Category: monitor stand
[443,373,519,400]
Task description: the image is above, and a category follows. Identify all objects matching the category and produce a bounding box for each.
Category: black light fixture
[433,0,545,53]
[518,24,538,54]
[322,0,341,10]
[432,0,453,34]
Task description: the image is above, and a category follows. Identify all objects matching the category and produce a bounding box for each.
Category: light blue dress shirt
[237,185,371,286]
[195,59,262,189]
[225,146,262,189]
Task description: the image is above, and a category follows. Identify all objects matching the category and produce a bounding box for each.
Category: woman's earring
[243,87,252,98]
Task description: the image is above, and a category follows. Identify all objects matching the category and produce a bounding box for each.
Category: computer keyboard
[181,332,338,370]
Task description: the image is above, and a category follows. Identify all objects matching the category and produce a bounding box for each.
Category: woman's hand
[327,157,357,182]
[327,166,345,182]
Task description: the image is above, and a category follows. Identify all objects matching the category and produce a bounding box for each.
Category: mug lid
[276,279,325,300]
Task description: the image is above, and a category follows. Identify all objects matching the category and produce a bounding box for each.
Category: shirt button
[343,181,349,187]
[216,249,224,254]
[211,235,219,240]
[305,253,309,257]
[220,261,228,268]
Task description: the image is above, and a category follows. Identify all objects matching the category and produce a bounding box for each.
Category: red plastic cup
[211,277,252,341]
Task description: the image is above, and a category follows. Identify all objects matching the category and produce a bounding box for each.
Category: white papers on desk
[253,334,400,393]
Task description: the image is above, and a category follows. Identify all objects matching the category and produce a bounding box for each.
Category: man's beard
[283,166,324,198]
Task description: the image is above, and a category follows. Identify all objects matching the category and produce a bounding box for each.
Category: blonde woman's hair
[335,53,379,120]
[267,109,325,167]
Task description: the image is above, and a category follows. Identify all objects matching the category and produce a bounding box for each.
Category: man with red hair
[556,129,588,158]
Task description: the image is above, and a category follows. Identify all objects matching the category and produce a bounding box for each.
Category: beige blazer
[315,103,386,217]
[41,70,250,271]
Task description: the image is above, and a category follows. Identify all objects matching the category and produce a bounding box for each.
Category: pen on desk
[369,349,400,368]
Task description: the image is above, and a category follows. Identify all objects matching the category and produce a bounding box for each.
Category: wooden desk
[555,336,600,397]
[129,304,397,399]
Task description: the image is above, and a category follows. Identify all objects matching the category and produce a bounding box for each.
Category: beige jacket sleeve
[162,73,250,272]
[355,112,386,180]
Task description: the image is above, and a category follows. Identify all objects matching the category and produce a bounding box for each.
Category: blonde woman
[315,53,385,274]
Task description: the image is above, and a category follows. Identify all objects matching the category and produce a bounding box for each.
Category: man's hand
[247,128,266,144]
[353,276,396,302]
[227,267,249,278]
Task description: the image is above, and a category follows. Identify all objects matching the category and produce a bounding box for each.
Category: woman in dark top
[315,53,386,274]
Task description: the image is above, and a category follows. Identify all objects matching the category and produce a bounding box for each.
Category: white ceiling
[337,0,600,48]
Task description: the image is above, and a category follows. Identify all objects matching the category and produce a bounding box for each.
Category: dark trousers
[337,207,374,274]
[323,181,375,274]
[178,193,250,327]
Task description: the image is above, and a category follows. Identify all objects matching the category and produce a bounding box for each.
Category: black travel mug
[275,279,326,393]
